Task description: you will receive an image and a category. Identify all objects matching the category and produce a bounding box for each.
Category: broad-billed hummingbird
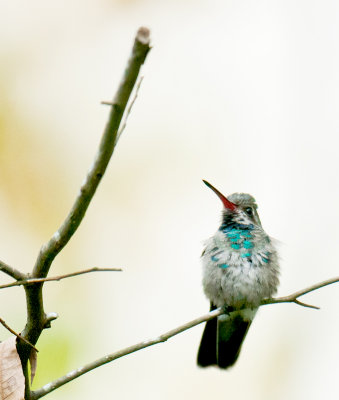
[197,180,279,369]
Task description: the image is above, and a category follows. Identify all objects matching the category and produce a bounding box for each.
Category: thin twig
[116,75,144,142]
[101,76,144,143]
[0,267,122,290]
[294,299,319,310]
[262,276,339,309]
[0,259,27,281]
[0,317,38,352]
[30,276,339,399]
[17,26,151,365]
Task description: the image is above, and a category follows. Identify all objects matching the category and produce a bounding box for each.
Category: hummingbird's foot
[221,305,234,315]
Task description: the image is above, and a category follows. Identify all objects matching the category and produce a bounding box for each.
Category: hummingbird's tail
[197,304,253,369]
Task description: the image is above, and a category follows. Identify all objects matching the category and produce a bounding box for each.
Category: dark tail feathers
[197,304,252,369]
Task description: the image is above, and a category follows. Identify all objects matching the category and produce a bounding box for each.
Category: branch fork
[0,26,151,399]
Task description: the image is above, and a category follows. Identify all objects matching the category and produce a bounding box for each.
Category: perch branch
[0,317,38,352]
[17,27,151,366]
[0,267,122,290]
[262,276,339,309]
[30,308,223,399]
[0,259,27,281]
[31,276,338,399]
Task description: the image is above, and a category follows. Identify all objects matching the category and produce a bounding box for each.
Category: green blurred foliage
[31,330,73,391]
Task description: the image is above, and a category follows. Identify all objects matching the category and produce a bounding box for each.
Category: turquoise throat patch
[221,223,255,262]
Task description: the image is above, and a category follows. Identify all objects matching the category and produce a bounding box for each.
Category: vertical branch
[17,28,151,368]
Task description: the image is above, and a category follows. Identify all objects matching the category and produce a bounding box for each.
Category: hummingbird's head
[202,180,262,227]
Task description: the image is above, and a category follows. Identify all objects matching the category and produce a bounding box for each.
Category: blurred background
[0,0,339,399]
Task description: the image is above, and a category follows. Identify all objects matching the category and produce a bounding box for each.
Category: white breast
[201,232,279,308]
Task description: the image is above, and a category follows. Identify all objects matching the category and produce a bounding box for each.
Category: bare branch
[0,317,38,352]
[31,276,339,399]
[0,259,27,281]
[293,299,320,310]
[30,308,223,399]
[17,26,151,365]
[33,27,151,280]
[262,276,339,309]
[0,267,122,290]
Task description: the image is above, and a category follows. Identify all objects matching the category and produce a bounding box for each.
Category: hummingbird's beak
[203,180,237,211]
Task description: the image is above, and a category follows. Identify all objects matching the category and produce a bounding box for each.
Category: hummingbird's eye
[245,207,253,217]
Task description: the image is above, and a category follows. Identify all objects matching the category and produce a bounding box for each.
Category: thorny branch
[0,267,122,290]
[30,276,338,399]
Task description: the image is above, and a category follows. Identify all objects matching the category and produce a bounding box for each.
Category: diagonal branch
[262,276,339,309]
[0,267,122,290]
[31,276,339,399]
[0,259,27,281]
[0,317,38,352]
[33,27,151,281]
[30,308,223,399]
[17,27,151,367]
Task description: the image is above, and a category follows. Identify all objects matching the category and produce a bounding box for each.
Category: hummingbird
[197,180,279,369]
